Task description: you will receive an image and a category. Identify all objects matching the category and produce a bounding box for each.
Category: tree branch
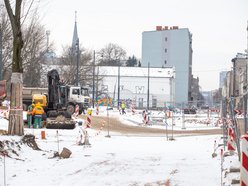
[4,0,16,35]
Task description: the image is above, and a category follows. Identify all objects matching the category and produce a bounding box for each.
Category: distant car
[106,106,113,110]
[201,105,209,110]
[183,108,196,114]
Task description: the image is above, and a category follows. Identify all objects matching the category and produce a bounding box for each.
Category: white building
[142,26,193,104]
[97,66,174,109]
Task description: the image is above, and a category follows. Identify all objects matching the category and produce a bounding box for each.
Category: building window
[165,37,167,41]
[152,98,157,108]
[165,48,167,53]
[138,98,143,108]
[164,60,167,65]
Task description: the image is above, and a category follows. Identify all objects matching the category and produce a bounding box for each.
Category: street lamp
[147,62,150,110]
[105,93,111,138]
[245,20,248,133]
[92,50,96,108]
[117,64,120,108]
[46,30,50,53]
[76,38,79,86]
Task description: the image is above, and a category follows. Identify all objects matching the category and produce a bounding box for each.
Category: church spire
[72,11,79,51]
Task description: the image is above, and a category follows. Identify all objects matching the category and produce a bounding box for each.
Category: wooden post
[8,73,23,135]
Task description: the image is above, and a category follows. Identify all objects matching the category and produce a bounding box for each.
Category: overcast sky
[38,0,248,91]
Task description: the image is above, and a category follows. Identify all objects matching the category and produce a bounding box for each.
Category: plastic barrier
[143,110,149,125]
[227,127,236,153]
[241,133,248,186]
[86,108,92,128]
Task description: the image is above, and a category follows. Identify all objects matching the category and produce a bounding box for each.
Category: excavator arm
[47,69,61,110]
[46,69,75,129]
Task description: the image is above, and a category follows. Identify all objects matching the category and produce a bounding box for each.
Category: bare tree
[0,5,13,82]
[97,43,126,66]
[1,2,49,88]
[22,15,47,87]
[59,46,93,86]
[4,0,24,135]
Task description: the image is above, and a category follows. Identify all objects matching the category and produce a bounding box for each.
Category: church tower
[71,11,79,54]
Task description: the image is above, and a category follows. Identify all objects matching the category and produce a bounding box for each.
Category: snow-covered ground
[0,107,241,186]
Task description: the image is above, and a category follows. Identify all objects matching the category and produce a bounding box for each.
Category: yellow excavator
[32,69,76,129]
[27,69,91,129]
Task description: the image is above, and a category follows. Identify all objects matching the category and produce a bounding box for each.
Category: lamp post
[92,50,95,108]
[76,38,79,86]
[245,20,248,133]
[147,62,150,110]
[117,64,120,108]
[46,30,50,53]
[105,93,111,138]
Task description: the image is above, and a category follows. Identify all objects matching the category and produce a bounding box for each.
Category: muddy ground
[81,115,222,136]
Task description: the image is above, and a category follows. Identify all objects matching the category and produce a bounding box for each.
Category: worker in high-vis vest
[32,102,44,128]
[27,102,35,128]
[121,101,126,114]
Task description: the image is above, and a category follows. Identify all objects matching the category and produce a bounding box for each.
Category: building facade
[221,53,248,110]
[190,75,201,102]
[97,66,174,109]
[142,26,193,104]
[219,71,228,89]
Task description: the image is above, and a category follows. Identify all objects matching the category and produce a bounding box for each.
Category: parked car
[183,108,196,114]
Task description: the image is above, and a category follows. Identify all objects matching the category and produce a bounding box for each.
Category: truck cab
[81,87,90,109]
[66,86,90,114]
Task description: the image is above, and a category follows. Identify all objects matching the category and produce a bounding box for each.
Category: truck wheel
[67,104,75,115]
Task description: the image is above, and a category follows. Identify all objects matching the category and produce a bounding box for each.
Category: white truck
[23,85,90,115]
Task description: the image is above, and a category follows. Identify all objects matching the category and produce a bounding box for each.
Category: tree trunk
[8,72,23,135]
[4,0,24,136]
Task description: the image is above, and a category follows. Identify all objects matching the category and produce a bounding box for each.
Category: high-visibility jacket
[32,103,44,115]
[121,102,125,109]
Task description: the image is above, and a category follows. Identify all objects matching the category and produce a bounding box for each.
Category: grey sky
[27,0,248,90]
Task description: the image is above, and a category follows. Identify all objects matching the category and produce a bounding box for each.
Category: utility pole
[244,64,247,134]
[76,38,79,86]
[245,20,248,133]
[147,62,150,110]
[46,30,50,53]
[92,50,95,108]
[117,64,120,108]
[230,97,241,160]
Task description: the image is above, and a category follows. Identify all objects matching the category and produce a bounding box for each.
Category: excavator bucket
[45,111,76,129]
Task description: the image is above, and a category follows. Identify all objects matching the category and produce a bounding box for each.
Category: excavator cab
[59,85,68,108]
